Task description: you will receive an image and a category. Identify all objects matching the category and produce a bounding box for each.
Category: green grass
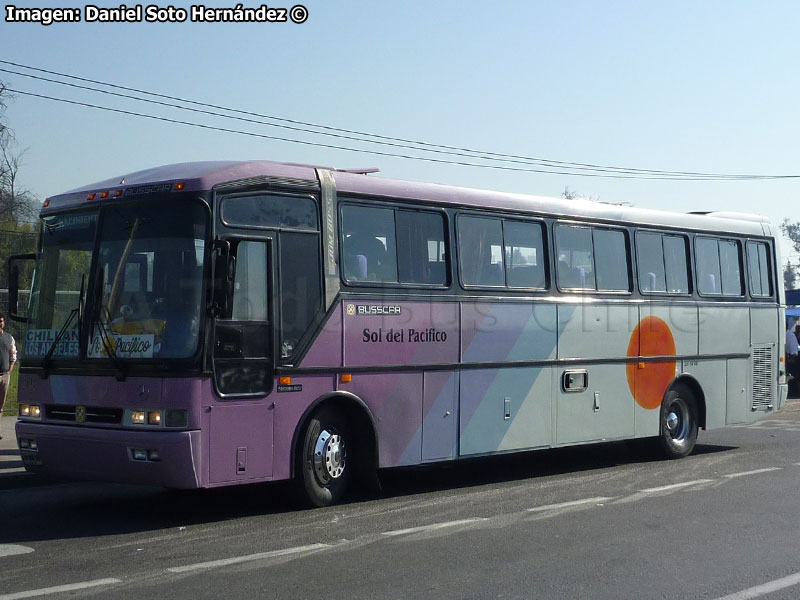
[2,368,18,416]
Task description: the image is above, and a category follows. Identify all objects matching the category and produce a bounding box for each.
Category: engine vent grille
[752,345,774,411]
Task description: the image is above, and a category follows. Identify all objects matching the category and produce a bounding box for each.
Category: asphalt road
[2,403,800,600]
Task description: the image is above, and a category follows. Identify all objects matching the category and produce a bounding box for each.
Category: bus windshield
[90,200,207,360]
[24,212,97,359]
[23,199,208,362]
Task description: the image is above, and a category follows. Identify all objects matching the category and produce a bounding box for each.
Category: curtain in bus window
[503,220,545,289]
[719,240,742,296]
[696,237,722,295]
[556,225,595,289]
[340,205,398,283]
[664,235,689,294]
[459,216,504,287]
[396,211,447,285]
[637,232,667,293]
[594,229,629,291]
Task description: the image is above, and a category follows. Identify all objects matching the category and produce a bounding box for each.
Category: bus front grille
[752,345,774,411]
[45,405,123,424]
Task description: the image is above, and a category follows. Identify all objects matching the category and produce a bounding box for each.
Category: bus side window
[397,210,448,286]
[340,205,398,284]
[696,237,742,297]
[459,216,504,287]
[555,225,595,290]
[504,220,546,289]
[747,241,772,297]
[232,241,268,321]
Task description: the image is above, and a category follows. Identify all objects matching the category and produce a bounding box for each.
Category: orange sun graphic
[626,316,676,410]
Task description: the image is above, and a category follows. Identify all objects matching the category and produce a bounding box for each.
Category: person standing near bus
[0,313,18,438]
[787,318,799,397]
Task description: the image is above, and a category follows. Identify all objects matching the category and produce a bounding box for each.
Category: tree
[781,219,800,291]
[0,83,39,224]
[0,82,40,288]
[784,260,798,290]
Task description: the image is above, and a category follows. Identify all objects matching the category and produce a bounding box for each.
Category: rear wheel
[298,406,351,507]
[658,384,698,459]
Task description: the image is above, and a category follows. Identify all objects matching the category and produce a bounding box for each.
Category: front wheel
[658,384,698,459]
[297,407,351,507]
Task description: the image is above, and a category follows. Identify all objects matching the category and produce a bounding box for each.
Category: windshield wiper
[40,274,86,379]
[40,308,77,379]
[94,311,127,381]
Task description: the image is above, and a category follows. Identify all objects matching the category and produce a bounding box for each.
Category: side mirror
[7,253,36,323]
[211,240,234,317]
[9,265,19,315]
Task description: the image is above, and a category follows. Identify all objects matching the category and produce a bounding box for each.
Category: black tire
[658,384,698,459]
[297,406,351,507]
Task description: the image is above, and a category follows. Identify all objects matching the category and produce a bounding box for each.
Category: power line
[16,87,733,179]
[6,66,669,178]
[4,60,799,181]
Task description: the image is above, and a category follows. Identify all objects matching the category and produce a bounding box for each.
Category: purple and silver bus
[8,160,786,506]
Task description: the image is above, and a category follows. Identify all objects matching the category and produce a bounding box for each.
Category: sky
[1,0,799,264]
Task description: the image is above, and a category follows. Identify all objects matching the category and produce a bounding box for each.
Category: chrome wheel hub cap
[666,411,679,433]
[665,401,689,443]
[313,429,345,483]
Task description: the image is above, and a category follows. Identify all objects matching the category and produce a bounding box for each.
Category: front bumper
[15,422,202,489]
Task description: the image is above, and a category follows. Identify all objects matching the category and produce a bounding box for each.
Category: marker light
[279,376,292,386]
[174,182,185,191]
[43,199,50,207]
[87,193,96,201]
[114,189,123,198]
[100,191,109,199]
[147,411,162,425]
[131,411,146,425]
[340,374,352,383]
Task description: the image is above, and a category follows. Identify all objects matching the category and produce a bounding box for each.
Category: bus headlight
[126,409,187,428]
[19,404,42,419]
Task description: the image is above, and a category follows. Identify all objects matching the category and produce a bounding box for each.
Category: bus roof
[44,159,772,237]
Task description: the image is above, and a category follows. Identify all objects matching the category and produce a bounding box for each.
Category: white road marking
[382,518,486,537]
[722,467,782,479]
[713,571,800,600]
[0,545,34,558]
[640,479,714,493]
[167,543,330,573]
[0,578,121,600]
[527,497,614,512]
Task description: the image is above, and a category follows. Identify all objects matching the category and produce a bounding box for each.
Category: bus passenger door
[209,238,274,483]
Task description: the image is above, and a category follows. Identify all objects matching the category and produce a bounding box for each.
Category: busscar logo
[346,304,356,316]
[75,406,86,423]
[351,305,402,316]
